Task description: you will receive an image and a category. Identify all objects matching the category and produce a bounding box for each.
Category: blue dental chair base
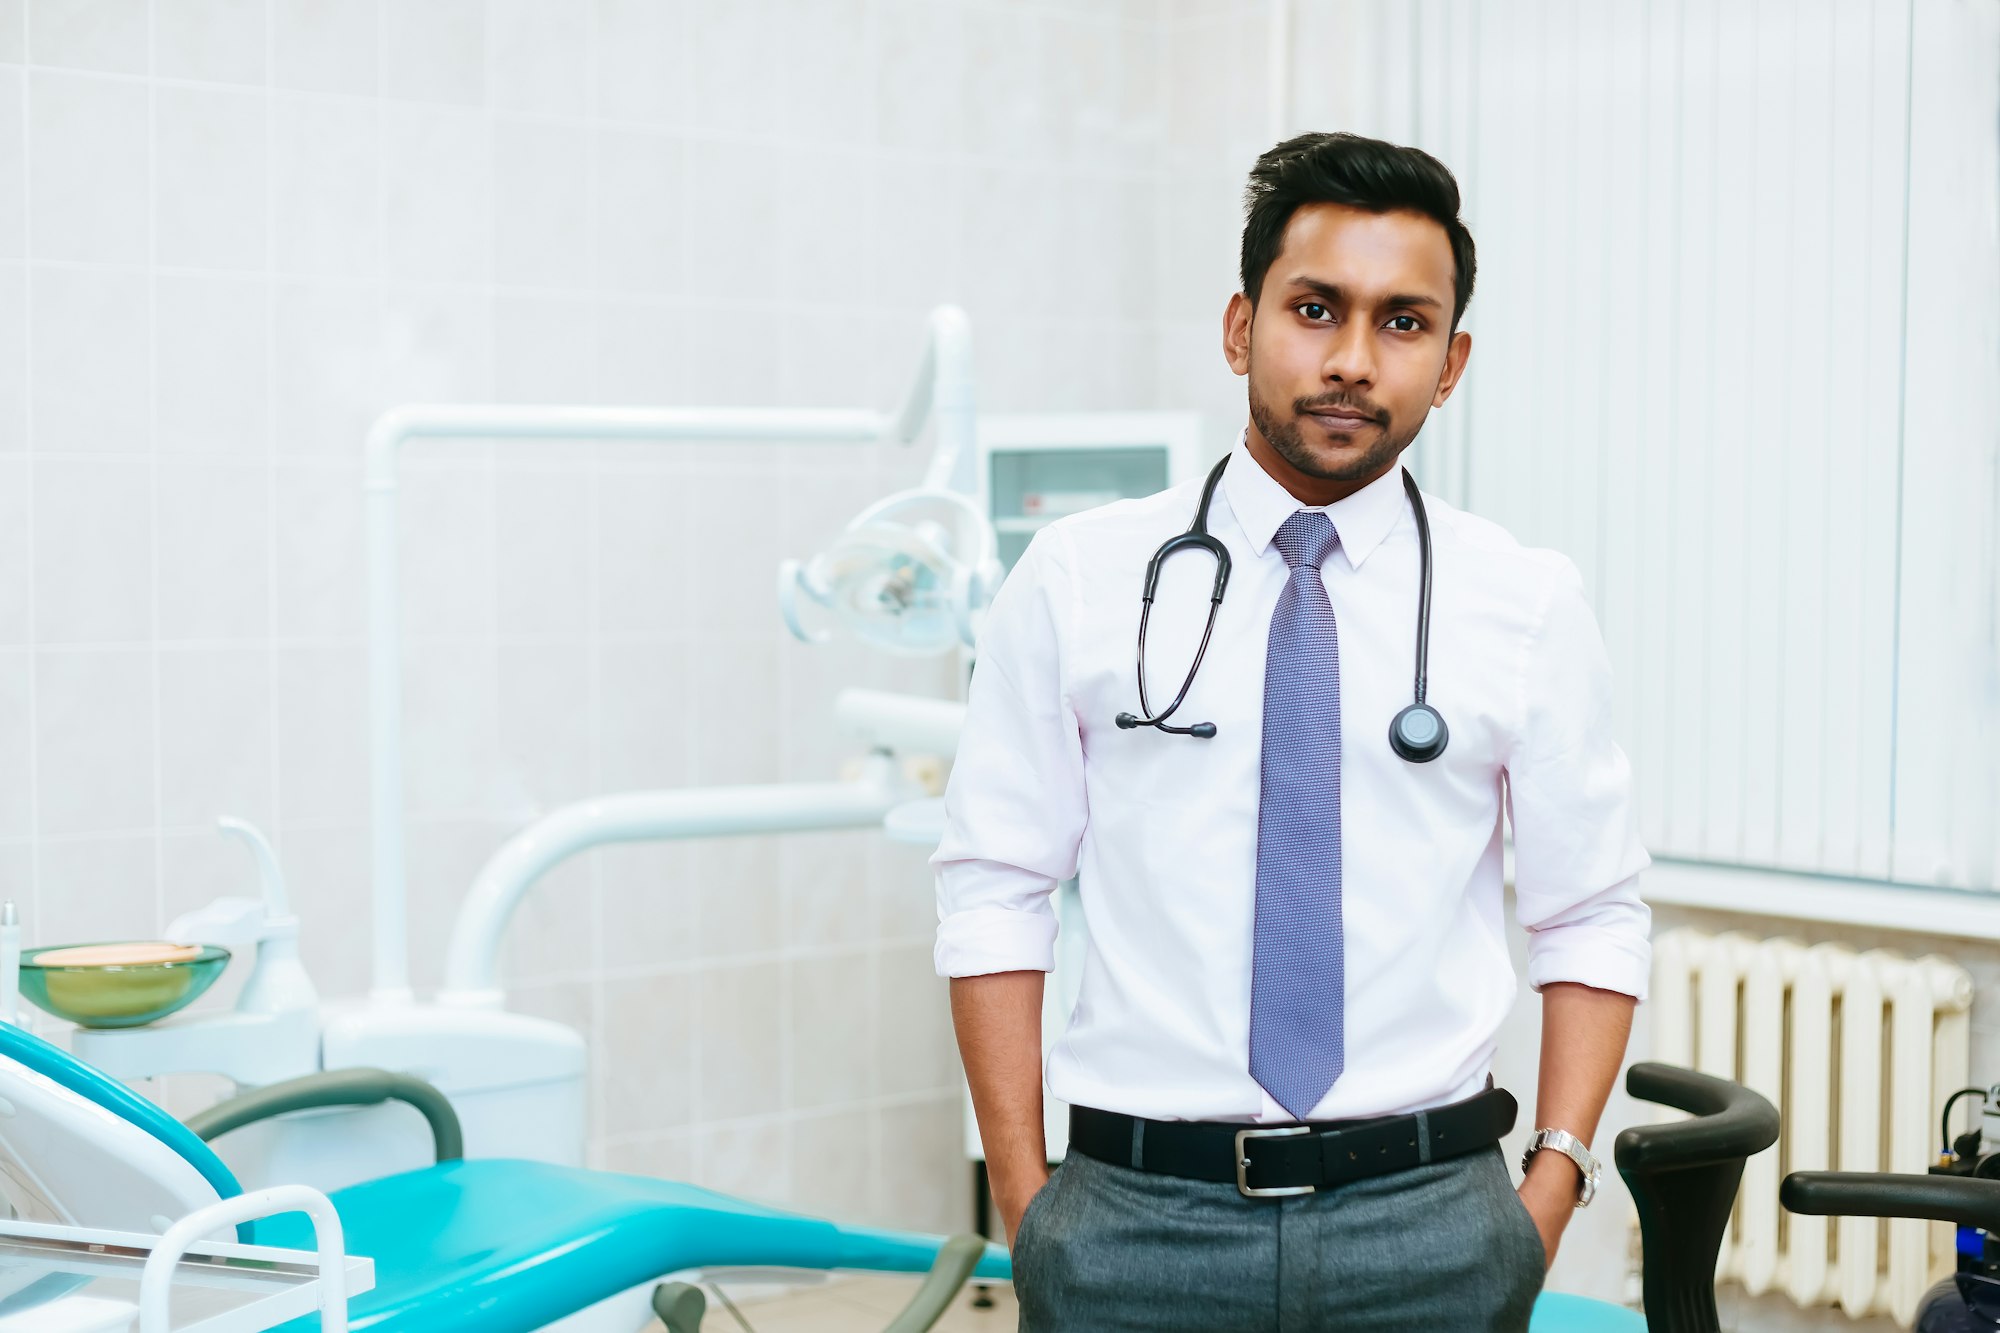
[1529,1291,1648,1332]
[256,1158,1011,1331]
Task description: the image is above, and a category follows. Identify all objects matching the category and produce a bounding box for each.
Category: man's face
[1223,203,1471,495]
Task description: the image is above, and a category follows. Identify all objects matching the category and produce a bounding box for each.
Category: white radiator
[1649,927,1974,1322]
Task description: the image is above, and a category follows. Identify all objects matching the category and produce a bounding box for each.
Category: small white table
[0,1215,373,1333]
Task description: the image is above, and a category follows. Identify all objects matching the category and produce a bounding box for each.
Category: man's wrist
[1522,1151,1579,1188]
[990,1155,1052,1195]
[1521,1128,1600,1206]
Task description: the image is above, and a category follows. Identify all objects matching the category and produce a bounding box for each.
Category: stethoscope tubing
[1118,453,1447,761]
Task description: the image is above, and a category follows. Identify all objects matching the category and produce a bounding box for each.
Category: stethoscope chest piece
[1389,702,1448,763]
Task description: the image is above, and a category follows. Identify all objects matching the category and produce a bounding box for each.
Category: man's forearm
[1532,980,1635,1157]
[1519,980,1637,1263]
[1520,980,1632,1200]
[950,971,1050,1236]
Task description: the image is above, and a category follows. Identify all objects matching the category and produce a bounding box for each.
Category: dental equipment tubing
[438,690,969,1008]
[365,307,976,1001]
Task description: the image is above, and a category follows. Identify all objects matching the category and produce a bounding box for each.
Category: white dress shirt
[932,435,1652,1124]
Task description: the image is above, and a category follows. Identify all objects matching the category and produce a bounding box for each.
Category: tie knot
[1273,510,1339,570]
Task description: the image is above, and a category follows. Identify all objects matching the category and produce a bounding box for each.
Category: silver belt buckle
[1234,1125,1316,1198]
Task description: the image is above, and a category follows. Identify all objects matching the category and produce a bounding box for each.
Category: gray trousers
[1012,1142,1546,1331]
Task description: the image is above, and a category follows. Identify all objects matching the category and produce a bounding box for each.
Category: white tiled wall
[19,5,1988,1299]
[0,0,1241,1238]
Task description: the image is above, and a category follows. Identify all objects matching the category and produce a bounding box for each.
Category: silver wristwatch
[1521,1128,1600,1208]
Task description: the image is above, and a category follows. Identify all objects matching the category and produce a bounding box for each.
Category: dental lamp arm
[438,690,956,1007]
[185,1068,464,1163]
[895,306,975,495]
[439,764,911,1006]
[836,689,965,755]
[364,301,970,1002]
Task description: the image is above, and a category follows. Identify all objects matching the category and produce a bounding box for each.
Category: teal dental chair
[1529,1062,1782,1333]
[0,1023,1008,1331]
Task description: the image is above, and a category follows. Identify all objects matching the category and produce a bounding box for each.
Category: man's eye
[1299,303,1332,322]
[1387,315,1420,332]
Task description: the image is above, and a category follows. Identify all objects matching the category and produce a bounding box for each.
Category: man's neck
[1243,421,1392,507]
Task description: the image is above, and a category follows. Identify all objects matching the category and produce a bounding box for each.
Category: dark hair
[1240,132,1477,330]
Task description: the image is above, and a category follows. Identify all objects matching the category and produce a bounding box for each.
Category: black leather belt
[1069,1086,1518,1199]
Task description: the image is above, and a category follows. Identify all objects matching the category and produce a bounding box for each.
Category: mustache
[1294,394,1389,425]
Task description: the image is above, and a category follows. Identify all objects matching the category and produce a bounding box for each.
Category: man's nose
[1322,324,1376,387]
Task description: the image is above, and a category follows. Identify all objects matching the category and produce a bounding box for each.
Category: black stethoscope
[1112,454,1450,763]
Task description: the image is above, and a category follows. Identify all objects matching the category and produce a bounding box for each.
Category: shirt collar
[1218,427,1411,571]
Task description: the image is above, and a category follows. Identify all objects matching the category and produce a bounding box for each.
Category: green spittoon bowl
[18,942,232,1029]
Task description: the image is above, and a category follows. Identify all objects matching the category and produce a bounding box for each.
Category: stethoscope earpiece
[1121,455,1448,762]
[1389,703,1448,763]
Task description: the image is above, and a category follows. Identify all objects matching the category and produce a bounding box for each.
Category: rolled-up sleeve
[931,529,1086,978]
[1504,556,1653,999]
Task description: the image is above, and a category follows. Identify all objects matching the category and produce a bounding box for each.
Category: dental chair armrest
[1782,1171,2000,1233]
[1614,1062,1780,1172]
[185,1068,464,1163]
[882,1235,990,1333]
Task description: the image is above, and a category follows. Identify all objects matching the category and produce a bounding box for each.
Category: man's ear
[1223,293,1253,376]
[1432,328,1472,407]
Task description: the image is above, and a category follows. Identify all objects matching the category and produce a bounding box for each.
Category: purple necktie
[1249,510,1346,1121]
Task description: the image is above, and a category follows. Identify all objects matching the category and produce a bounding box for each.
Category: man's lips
[1306,408,1378,431]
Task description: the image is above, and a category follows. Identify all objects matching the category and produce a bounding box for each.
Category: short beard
[1247,368,1420,484]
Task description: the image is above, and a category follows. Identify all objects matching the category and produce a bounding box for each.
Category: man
[932,132,1650,1330]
